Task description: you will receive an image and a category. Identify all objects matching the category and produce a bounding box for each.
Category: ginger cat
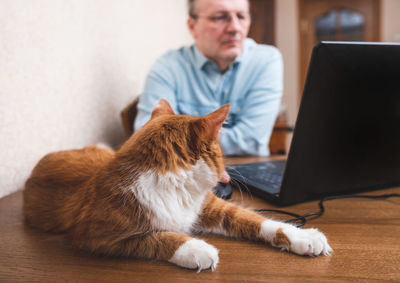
[24,99,332,271]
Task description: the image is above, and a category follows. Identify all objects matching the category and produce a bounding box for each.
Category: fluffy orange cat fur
[24,99,332,271]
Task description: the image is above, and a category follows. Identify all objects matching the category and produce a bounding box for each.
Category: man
[135,0,283,157]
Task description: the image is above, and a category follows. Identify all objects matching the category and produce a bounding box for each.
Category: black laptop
[227,41,400,206]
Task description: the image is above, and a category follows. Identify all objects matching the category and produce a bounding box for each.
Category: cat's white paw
[261,221,332,257]
[168,239,219,272]
[281,225,332,256]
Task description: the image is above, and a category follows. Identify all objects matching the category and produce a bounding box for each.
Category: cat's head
[125,99,230,181]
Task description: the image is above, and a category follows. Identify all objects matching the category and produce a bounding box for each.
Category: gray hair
[188,0,250,18]
[187,0,197,18]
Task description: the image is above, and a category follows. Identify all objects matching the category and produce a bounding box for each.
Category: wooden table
[1,156,400,282]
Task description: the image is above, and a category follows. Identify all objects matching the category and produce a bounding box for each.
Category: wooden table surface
[1,156,400,282]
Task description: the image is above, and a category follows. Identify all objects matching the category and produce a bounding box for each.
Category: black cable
[255,193,400,227]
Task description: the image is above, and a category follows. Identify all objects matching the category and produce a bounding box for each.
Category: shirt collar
[192,44,243,72]
[193,45,209,70]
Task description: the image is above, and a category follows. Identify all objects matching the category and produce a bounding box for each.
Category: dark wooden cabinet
[248,0,275,45]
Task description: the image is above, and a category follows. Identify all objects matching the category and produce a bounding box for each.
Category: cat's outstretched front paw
[278,225,332,256]
[169,238,219,272]
[261,221,332,257]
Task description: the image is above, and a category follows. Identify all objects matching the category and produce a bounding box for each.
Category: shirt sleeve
[219,48,284,156]
[134,57,178,131]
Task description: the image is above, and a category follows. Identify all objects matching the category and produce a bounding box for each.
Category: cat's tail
[23,146,114,233]
[23,175,78,233]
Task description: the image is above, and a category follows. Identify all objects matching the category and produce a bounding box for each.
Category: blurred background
[1,0,399,198]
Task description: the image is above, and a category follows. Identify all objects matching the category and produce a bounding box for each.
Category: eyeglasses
[191,12,250,26]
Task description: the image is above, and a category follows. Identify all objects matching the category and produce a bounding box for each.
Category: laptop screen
[280,42,400,204]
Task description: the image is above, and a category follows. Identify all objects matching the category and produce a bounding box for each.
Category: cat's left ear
[203,104,230,139]
[151,99,175,119]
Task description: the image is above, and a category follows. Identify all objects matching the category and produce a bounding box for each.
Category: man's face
[188,0,251,71]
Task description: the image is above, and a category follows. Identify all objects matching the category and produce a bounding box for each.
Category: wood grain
[1,157,400,282]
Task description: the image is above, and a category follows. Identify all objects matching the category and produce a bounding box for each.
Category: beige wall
[381,0,400,42]
[275,0,299,126]
[0,0,192,198]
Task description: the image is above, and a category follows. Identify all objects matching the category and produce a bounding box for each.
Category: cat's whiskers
[225,166,253,202]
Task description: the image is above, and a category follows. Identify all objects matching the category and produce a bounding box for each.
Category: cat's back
[24,145,114,232]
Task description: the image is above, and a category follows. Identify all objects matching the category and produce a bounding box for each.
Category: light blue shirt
[135,38,283,156]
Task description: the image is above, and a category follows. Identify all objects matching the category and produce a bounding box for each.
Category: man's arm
[219,50,283,156]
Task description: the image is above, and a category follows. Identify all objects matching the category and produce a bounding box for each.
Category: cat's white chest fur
[133,159,218,234]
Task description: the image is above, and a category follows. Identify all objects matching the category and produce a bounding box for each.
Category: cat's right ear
[203,104,230,140]
[151,99,175,119]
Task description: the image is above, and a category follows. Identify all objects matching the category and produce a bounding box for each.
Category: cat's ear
[151,99,175,119]
[203,104,230,139]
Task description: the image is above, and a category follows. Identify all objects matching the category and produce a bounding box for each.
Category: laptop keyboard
[252,170,283,188]
[226,160,286,195]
